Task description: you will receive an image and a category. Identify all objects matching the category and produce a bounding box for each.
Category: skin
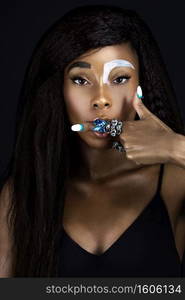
[63,42,139,172]
[62,42,185,261]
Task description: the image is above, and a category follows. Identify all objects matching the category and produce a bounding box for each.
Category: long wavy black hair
[0,4,184,277]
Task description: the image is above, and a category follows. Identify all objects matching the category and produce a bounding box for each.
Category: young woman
[0,4,185,277]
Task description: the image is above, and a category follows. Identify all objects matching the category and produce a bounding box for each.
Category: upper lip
[86,117,111,122]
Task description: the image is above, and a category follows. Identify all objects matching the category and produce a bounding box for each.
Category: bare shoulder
[0,178,13,211]
[161,163,185,216]
[0,178,13,242]
[0,179,13,278]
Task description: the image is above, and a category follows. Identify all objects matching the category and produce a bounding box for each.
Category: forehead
[66,42,139,73]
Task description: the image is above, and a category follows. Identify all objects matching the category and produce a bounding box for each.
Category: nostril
[105,103,109,107]
[93,104,98,107]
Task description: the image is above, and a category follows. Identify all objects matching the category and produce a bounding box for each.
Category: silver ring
[92,119,123,136]
[112,141,125,152]
[105,119,123,137]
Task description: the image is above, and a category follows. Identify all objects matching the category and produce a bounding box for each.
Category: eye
[70,76,89,86]
[113,75,131,84]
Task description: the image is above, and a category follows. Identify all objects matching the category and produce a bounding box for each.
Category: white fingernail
[137,85,142,99]
[71,124,84,131]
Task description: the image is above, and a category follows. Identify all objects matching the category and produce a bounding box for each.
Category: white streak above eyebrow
[103,59,135,84]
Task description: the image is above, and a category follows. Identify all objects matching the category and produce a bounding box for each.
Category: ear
[132,86,151,120]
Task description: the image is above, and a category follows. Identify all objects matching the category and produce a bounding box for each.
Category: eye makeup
[70,76,89,85]
[67,59,135,86]
[112,74,131,84]
[70,74,131,86]
[103,59,135,84]
[67,61,91,73]
[69,72,94,85]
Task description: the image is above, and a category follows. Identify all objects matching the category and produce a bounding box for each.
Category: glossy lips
[92,131,109,138]
[71,118,113,139]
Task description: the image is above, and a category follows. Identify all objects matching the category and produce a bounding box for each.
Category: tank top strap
[156,163,164,195]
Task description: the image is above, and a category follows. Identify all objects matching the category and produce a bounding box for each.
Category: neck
[70,139,139,182]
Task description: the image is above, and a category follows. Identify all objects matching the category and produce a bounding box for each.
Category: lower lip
[93,131,109,138]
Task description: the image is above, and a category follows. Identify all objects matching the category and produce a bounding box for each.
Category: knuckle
[120,133,127,141]
[138,101,143,107]
[124,141,129,149]
[126,153,133,160]
[124,121,133,128]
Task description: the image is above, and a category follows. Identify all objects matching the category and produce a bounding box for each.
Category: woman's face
[63,42,139,149]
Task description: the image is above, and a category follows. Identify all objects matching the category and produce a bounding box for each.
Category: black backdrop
[0,0,185,174]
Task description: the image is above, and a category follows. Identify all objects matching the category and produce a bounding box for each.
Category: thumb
[132,85,150,120]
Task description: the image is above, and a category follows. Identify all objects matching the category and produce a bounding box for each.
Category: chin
[78,131,112,150]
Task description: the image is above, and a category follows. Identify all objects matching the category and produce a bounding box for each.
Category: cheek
[106,78,137,101]
[106,85,134,109]
[63,88,90,122]
[105,83,136,120]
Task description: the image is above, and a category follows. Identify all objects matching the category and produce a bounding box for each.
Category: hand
[119,88,177,165]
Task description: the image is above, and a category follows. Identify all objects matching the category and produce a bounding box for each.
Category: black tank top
[58,164,185,277]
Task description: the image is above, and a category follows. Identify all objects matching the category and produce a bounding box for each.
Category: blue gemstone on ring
[92,119,109,133]
[93,119,107,126]
[93,126,106,133]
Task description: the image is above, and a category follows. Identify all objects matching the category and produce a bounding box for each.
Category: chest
[62,168,162,255]
[62,164,185,263]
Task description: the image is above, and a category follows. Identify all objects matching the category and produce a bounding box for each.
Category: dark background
[0,0,185,174]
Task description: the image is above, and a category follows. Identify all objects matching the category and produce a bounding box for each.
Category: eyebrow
[66,61,91,73]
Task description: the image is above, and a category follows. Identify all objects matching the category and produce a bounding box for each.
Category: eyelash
[70,75,131,86]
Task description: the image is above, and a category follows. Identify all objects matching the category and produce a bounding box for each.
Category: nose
[92,97,112,110]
